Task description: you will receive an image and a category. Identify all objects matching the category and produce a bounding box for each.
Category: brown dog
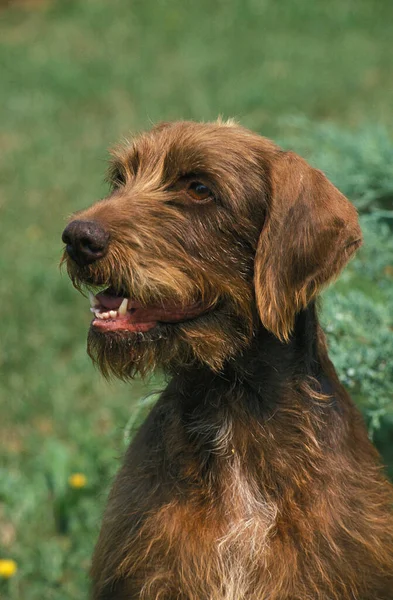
[62,120,393,599]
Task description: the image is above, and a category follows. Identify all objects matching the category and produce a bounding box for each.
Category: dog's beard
[64,251,255,378]
[87,325,185,379]
[87,312,252,379]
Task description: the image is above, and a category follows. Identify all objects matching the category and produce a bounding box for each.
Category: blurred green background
[0,0,392,597]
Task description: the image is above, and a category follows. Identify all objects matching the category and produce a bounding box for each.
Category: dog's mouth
[88,287,207,333]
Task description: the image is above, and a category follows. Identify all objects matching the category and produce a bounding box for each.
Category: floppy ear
[254,151,362,341]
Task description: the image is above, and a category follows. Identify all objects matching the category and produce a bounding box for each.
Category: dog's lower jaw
[87,309,252,379]
[91,304,393,600]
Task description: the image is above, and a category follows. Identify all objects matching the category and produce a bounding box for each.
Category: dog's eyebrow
[162,145,209,183]
[107,149,141,186]
[106,159,126,186]
[124,147,141,176]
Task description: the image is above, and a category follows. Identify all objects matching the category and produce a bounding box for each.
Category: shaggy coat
[62,120,393,599]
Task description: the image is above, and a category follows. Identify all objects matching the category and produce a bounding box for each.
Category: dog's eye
[187,181,213,201]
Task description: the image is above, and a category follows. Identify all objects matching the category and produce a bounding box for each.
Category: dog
[62,120,393,599]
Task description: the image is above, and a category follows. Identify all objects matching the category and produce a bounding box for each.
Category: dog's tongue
[92,290,205,333]
[96,292,193,317]
[96,292,139,311]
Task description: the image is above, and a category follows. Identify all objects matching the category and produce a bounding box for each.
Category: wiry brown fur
[62,120,393,599]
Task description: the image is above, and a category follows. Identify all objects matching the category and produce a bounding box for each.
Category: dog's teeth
[118,298,128,316]
[109,310,117,318]
[101,312,110,319]
[95,312,104,319]
[88,292,100,308]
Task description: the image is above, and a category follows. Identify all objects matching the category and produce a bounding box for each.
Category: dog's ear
[254,151,362,341]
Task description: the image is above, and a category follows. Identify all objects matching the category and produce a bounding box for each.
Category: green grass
[0,0,393,597]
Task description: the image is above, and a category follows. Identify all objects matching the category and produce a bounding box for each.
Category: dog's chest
[158,406,279,597]
[137,455,278,600]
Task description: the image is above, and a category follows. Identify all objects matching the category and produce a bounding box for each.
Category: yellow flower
[0,559,17,579]
[68,473,87,489]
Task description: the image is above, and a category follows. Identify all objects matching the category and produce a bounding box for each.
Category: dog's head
[62,120,361,377]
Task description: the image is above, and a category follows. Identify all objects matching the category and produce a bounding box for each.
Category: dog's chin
[87,312,251,379]
[87,322,182,379]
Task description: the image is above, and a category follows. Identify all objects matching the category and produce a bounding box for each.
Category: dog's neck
[173,302,327,402]
[231,302,324,395]
[166,302,341,462]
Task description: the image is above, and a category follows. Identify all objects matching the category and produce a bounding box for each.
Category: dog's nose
[62,220,109,266]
